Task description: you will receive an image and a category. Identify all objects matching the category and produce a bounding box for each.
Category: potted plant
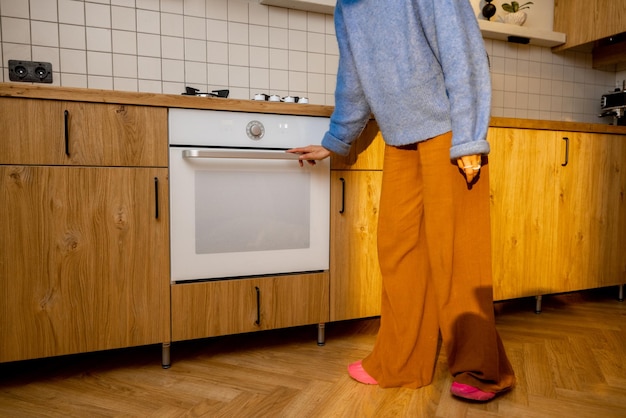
[501,1,533,26]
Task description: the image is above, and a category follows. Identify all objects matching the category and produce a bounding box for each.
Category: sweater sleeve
[421,0,491,159]
[321,2,372,157]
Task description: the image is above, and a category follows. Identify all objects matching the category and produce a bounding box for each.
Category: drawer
[0,98,167,167]
[171,272,329,341]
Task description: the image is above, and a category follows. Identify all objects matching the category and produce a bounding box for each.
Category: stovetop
[180,86,308,104]
[181,86,229,98]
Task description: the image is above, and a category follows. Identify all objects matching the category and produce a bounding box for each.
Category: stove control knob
[246,120,264,140]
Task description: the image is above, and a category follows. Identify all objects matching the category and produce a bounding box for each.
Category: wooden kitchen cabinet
[170,273,329,341]
[329,123,626,313]
[489,128,626,300]
[330,121,385,321]
[0,99,170,363]
[553,0,626,51]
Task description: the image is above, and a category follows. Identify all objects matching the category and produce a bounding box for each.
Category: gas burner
[182,86,229,98]
[253,93,309,104]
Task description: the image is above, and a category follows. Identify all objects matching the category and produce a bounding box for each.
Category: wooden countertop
[489,117,626,135]
[0,83,334,118]
[2,83,625,135]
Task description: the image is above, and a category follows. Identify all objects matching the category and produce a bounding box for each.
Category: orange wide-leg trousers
[361,132,516,392]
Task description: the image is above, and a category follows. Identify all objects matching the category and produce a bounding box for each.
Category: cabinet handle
[339,177,346,214]
[254,286,261,326]
[153,177,161,219]
[561,137,569,167]
[64,110,70,156]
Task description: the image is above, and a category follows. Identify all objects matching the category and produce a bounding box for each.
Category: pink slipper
[348,360,378,385]
[450,382,495,401]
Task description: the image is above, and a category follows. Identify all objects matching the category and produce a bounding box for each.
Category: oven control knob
[246,120,265,140]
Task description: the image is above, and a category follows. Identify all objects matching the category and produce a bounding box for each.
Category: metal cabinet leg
[535,295,542,314]
[162,342,171,369]
[619,284,624,302]
[317,323,326,346]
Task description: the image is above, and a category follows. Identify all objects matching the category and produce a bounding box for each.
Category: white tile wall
[0,0,619,122]
[485,39,616,123]
[59,0,84,25]
[30,0,58,23]
[0,0,29,19]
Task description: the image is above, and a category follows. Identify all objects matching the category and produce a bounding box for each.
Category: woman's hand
[456,154,482,183]
[286,145,332,166]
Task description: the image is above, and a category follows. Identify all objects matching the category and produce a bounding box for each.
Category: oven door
[169,147,330,282]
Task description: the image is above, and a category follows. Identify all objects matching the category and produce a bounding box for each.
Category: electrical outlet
[8,60,53,83]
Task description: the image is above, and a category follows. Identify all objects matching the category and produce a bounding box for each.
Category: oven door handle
[182,149,301,160]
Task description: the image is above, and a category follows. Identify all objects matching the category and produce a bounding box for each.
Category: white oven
[168,109,330,282]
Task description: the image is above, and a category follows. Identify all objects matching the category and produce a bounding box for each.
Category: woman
[288,0,515,401]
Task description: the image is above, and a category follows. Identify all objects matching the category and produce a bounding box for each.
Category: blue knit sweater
[322,0,491,159]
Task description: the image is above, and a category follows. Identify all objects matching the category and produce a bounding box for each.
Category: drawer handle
[64,110,70,156]
[254,286,261,326]
[339,177,346,214]
[561,137,569,167]
[154,177,159,219]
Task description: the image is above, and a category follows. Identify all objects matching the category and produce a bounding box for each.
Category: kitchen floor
[0,287,625,417]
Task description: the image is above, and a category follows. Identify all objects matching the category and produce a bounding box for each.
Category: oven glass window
[194,169,311,254]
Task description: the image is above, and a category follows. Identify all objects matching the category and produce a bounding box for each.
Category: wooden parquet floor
[1,287,625,417]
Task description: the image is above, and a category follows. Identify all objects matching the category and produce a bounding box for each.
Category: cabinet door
[555,132,598,290]
[0,98,167,167]
[555,132,626,290]
[0,166,170,362]
[330,170,383,321]
[553,0,596,49]
[554,0,626,50]
[490,128,626,300]
[170,273,329,341]
[488,128,560,300]
[604,134,626,285]
[607,134,626,285]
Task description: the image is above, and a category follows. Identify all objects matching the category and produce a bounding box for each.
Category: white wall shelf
[260,0,334,15]
[478,20,566,47]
